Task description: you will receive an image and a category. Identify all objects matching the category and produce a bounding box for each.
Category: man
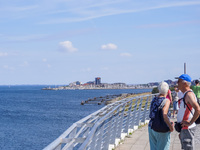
[191,80,200,102]
[177,74,200,150]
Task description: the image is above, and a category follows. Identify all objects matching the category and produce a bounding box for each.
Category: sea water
[0,85,151,150]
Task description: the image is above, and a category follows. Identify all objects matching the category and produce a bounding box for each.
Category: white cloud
[19,61,29,67]
[1,1,200,24]
[1,5,39,12]
[0,33,48,42]
[42,58,51,68]
[120,53,132,57]
[3,65,9,69]
[81,67,91,72]
[47,64,51,68]
[136,20,200,29]
[3,65,14,71]
[58,41,78,53]
[0,52,8,57]
[38,1,200,24]
[23,61,29,66]
[42,58,47,62]
[101,67,109,70]
[101,43,117,50]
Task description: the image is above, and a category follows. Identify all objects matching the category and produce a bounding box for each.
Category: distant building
[113,83,126,87]
[76,81,81,85]
[86,81,95,85]
[95,77,101,85]
[69,81,82,87]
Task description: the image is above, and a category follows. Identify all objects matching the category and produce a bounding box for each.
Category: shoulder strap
[183,90,194,115]
[158,98,168,110]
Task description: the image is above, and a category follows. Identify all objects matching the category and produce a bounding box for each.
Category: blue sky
[0,0,200,85]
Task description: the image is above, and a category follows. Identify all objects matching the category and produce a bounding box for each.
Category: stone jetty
[81,92,151,105]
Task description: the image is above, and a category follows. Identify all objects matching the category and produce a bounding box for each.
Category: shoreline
[42,87,153,90]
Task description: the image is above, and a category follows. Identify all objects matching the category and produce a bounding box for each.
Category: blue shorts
[173,101,179,110]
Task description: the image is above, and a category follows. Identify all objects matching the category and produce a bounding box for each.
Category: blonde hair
[158,81,169,95]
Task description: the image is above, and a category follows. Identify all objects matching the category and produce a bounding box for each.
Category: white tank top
[177,90,196,129]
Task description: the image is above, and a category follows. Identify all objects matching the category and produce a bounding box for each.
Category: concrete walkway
[115,119,200,150]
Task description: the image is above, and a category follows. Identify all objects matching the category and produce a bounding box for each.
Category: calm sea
[0,85,152,150]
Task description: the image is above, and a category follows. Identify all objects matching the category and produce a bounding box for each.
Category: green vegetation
[169,86,175,91]
[152,87,158,94]
[152,86,175,94]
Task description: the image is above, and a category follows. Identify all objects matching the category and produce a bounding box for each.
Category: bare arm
[169,92,172,104]
[182,92,200,126]
[163,99,174,132]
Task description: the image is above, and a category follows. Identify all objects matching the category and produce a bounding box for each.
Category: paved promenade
[115,118,200,150]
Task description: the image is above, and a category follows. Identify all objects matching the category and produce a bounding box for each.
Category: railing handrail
[78,98,128,150]
[43,105,109,150]
[43,93,158,150]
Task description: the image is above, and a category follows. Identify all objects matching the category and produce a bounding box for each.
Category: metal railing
[43,93,157,150]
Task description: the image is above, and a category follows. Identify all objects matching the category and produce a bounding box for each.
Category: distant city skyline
[0,1,200,85]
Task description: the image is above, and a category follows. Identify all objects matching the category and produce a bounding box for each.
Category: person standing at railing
[148,81,174,150]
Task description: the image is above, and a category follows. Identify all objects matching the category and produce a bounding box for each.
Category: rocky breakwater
[81,92,151,105]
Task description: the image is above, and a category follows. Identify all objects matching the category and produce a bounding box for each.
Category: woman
[148,81,174,150]
[172,87,179,118]
[166,89,172,104]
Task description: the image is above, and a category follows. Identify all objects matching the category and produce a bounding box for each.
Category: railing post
[103,115,114,150]
[54,144,62,150]
[124,100,133,134]
[130,98,139,129]
[147,95,154,119]
[87,127,98,150]
[142,96,149,123]
[136,97,143,126]
[62,127,77,150]
[109,107,120,146]
[95,123,104,150]
[116,105,126,139]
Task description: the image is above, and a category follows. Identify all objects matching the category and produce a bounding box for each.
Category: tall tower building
[95,77,101,85]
